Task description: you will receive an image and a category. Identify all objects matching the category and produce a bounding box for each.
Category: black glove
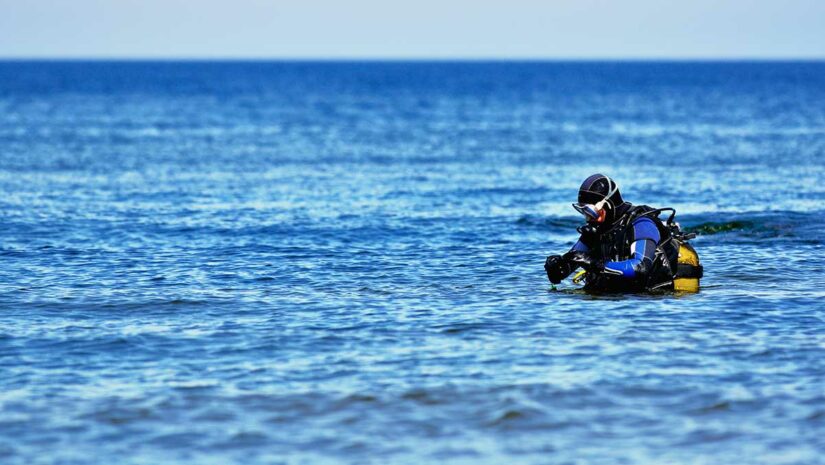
[545,255,573,284]
[563,250,605,273]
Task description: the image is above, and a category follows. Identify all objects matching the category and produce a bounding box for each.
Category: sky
[1,0,824,59]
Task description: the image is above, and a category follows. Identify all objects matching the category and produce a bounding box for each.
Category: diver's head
[573,174,626,225]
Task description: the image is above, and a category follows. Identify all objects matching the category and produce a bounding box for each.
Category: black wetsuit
[555,205,685,292]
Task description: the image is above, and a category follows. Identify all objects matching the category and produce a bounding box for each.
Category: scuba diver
[544,174,702,293]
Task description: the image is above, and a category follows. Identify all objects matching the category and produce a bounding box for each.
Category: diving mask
[572,177,618,223]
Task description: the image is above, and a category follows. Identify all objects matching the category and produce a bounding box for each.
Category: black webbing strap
[677,263,703,279]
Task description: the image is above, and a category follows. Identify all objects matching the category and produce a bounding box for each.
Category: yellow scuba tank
[673,242,702,292]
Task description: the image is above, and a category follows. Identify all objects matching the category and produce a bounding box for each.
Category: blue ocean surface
[0,61,824,465]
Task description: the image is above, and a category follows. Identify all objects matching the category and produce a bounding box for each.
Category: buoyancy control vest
[579,205,703,292]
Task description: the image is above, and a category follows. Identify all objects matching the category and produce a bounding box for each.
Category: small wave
[434,322,492,334]
[685,221,753,235]
[515,215,581,230]
[682,211,822,243]
[211,431,270,449]
[485,408,530,427]
[518,213,821,243]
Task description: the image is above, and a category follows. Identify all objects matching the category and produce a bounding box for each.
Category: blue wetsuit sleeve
[570,239,589,253]
[604,217,660,279]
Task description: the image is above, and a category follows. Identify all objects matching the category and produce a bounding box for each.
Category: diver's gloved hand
[544,255,570,284]
[563,250,605,273]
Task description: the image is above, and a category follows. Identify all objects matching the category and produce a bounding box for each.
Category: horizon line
[1,56,824,63]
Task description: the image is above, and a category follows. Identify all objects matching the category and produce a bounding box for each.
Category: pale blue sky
[1,0,823,59]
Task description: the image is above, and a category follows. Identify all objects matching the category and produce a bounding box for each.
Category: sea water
[0,61,824,464]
